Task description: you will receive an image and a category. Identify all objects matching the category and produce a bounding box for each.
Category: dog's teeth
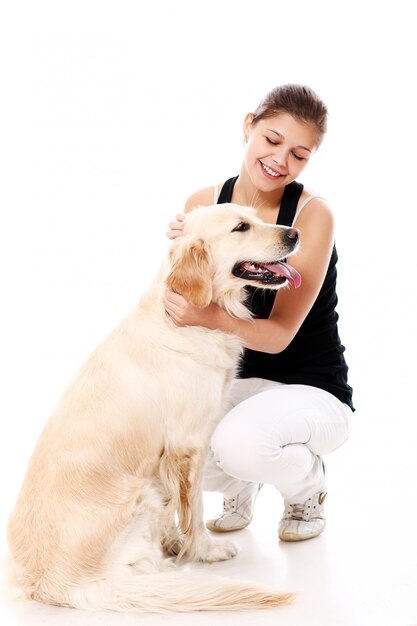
[247,263,265,274]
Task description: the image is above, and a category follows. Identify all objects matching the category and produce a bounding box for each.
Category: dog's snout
[286,228,299,244]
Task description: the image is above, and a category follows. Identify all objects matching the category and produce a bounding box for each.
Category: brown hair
[252,84,328,143]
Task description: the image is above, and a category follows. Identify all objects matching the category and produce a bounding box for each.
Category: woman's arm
[164,198,335,354]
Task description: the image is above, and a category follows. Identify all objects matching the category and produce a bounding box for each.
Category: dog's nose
[285,228,299,244]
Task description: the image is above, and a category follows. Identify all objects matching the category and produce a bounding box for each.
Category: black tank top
[218,176,354,410]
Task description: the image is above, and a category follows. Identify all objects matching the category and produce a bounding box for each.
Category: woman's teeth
[261,163,280,177]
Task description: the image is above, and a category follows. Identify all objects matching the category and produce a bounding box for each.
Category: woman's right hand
[166,213,186,239]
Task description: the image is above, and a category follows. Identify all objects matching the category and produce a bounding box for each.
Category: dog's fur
[7,204,299,612]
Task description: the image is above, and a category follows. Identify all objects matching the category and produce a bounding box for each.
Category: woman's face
[243,112,320,192]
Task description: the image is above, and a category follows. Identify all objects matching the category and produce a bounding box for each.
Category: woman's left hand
[164,290,214,328]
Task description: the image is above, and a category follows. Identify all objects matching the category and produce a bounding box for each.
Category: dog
[7,203,301,612]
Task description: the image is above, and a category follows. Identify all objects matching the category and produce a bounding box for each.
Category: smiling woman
[165,83,354,544]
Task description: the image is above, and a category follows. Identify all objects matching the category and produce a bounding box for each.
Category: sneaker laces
[283,492,326,522]
[287,503,304,521]
[223,497,237,513]
[218,485,262,518]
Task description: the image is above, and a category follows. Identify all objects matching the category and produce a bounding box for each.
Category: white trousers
[204,378,353,502]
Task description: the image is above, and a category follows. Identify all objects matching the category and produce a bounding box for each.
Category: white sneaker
[278,491,327,542]
[205,483,262,533]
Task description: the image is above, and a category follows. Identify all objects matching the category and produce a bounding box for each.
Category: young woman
[165,84,354,542]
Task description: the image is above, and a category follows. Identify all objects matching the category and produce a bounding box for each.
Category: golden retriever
[7,203,301,612]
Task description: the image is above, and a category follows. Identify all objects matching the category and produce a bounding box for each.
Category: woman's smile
[259,161,284,179]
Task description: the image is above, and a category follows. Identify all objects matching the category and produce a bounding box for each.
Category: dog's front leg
[176,448,237,563]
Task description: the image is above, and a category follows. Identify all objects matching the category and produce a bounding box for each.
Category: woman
[165,84,354,542]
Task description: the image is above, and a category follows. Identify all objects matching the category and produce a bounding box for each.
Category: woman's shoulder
[294,186,333,226]
[184,183,223,213]
[299,185,327,206]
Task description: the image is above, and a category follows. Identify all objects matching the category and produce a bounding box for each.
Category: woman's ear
[243,112,255,141]
[166,239,212,308]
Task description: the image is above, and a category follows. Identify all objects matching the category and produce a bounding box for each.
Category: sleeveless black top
[218,176,354,410]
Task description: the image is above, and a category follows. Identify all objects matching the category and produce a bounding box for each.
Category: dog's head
[166,204,301,317]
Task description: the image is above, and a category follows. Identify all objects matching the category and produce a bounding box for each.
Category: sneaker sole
[279,529,324,542]
[205,520,249,533]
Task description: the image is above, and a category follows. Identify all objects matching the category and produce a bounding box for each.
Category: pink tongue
[263,262,302,288]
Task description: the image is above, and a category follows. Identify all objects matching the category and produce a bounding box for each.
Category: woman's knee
[211,418,262,482]
[308,405,353,455]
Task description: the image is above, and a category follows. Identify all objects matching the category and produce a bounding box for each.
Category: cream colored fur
[7,204,298,612]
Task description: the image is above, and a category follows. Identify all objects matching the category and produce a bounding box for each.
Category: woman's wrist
[199,303,224,330]
[203,304,239,334]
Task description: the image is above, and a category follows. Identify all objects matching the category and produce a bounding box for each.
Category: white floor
[1,408,417,626]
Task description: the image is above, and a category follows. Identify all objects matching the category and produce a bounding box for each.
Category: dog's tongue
[264,262,302,288]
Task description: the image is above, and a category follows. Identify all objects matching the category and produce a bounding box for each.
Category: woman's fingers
[166,213,186,239]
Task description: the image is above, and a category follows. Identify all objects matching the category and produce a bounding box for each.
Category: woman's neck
[232,168,286,223]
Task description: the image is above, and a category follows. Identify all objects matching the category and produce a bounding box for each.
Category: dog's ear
[166,239,213,308]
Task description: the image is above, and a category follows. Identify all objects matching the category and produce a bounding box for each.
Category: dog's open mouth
[232,261,302,288]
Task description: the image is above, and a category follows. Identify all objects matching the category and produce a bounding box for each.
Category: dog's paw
[196,538,238,563]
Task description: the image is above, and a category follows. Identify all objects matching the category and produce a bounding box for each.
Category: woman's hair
[252,84,328,142]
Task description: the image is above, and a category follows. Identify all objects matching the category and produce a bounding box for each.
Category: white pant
[204,378,353,502]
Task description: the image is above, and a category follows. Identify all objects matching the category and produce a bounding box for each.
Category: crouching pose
[166,83,354,542]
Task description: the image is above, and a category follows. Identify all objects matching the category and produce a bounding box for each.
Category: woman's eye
[232,222,251,232]
[292,153,305,161]
[265,137,278,145]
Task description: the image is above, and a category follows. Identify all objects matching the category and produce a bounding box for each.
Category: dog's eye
[232,222,251,233]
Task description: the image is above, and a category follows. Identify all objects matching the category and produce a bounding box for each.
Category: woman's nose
[272,149,288,169]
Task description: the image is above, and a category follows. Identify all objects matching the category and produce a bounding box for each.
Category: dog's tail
[67,570,293,613]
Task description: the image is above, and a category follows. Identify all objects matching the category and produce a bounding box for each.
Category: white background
[1,1,417,624]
